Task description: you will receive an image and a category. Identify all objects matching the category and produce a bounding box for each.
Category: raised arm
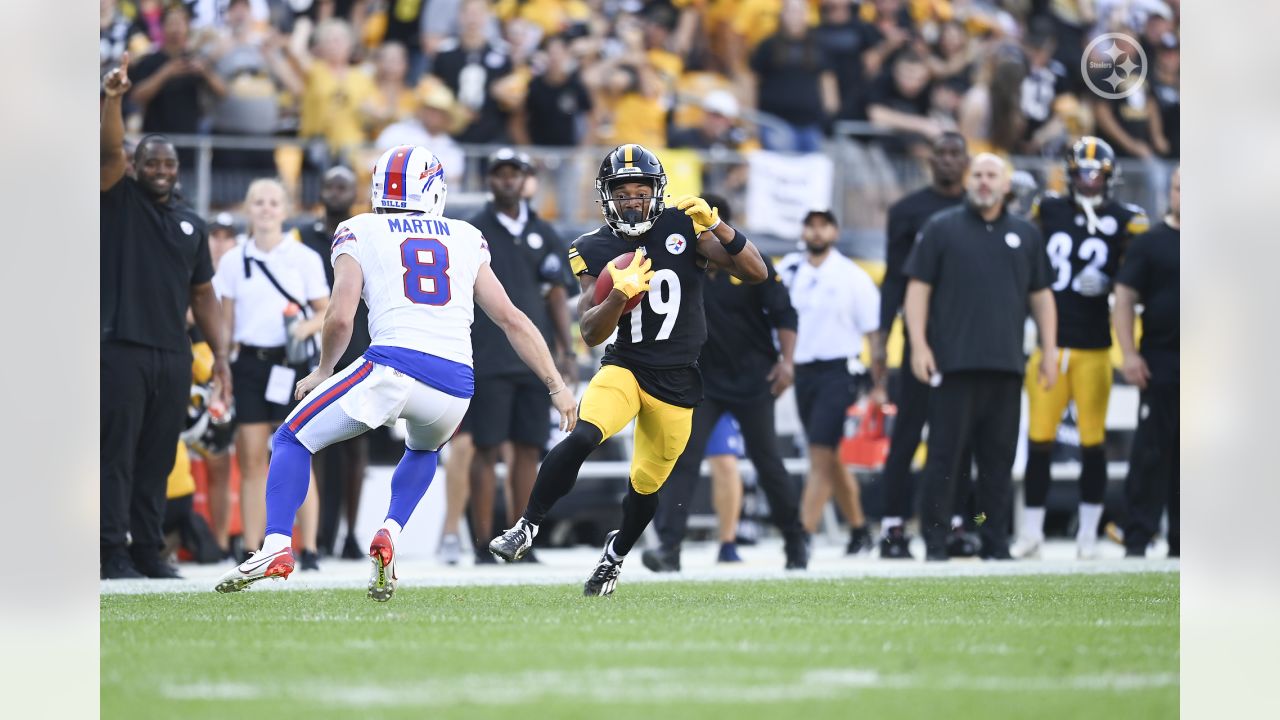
[678,195,767,283]
[475,262,578,432]
[101,53,131,191]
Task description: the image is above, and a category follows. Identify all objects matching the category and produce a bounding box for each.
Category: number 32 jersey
[332,211,490,368]
[569,208,707,406]
[1033,194,1148,349]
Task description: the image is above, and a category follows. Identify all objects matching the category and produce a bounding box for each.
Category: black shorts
[794,359,861,448]
[469,373,552,450]
[231,348,309,425]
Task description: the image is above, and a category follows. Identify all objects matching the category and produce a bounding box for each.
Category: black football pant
[1123,382,1180,556]
[101,341,190,560]
[654,394,805,550]
[920,371,1022,558]
[882,338,974,522]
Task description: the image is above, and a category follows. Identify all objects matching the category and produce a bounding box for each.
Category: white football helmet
[371,145,447,215]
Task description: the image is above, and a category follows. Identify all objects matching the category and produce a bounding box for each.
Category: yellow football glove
[676,195,720,234]
[605,249,655,299]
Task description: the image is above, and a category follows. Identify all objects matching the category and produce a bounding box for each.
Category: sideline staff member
[780,209,884,555]
[101,53,232,579]
[904,153,1058,561]
[1114,166,1180,558]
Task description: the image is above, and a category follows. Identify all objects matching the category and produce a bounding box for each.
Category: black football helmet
[1065,136,1117,207]
[595,144,667,237]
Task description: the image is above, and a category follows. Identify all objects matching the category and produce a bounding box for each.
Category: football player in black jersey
[1012,136,1149,560]
[489,144,768,595]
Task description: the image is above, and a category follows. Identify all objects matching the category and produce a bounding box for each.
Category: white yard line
[102,539,1177,597]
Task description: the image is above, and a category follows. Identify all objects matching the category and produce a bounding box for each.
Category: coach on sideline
[101,53,232,579]
[903,153,1057,561]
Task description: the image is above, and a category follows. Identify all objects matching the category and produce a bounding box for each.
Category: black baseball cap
[488,147,532,174]
[803,209,838,226]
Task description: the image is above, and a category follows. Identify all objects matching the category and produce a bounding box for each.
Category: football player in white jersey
[216,146,577,600]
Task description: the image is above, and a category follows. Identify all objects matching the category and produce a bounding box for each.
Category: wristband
[549,385,567,397]
[703,218,722,234]
[722,231,747,256]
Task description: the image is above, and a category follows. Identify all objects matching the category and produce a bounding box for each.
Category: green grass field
[101,572,1178,719]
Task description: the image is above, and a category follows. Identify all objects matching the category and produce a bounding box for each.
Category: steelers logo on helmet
[371,145,448,215]
[1066,136,1117,208]
[595,144,667,237]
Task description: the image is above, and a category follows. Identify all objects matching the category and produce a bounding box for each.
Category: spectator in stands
[213,178,328,570]
[903,154,1057,561]
[1019,23,1072,157]
[375,80,467,186]
[297,18,377,163]
[750,0,839,153]
[207,0,302,174]
[129,4,227,164]
[101,0,148,81]
[858,0,915,81]
[519,33,594,147]
[363,42,419,140]
[958,44,1027,157]
[812,0,878,122]
[669,90,756,152]
[1114,166,1179,557]
[925,20,976,92]
[1088,34,1170,160]
[376,0,432,83]
[1151,34,1179,158]
[433,0,516,143]
[588,58,668,150]
[101,56,231,579]
[778,210,883,555]
[866,50,939,155]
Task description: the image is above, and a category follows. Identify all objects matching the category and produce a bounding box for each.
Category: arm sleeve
[759,261,798,332]
[191,224,214,285]
[903,220,942,285]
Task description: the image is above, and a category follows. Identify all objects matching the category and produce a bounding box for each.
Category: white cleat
[368,529,398,602]
[437,533,463,566]
[1010,536,1043,560]
[1077,541,1100,560]
[214,548,295,593]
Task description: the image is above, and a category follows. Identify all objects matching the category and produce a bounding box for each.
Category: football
[593,251,646,312]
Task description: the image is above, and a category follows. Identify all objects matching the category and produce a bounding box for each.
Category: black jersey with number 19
[568,208,707,407]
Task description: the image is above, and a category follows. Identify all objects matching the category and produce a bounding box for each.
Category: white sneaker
[1077,540,1100,560]
[438,533,463,566]
[214,548,295,593]
[1010,536,1043,560]
[368,529,397,602]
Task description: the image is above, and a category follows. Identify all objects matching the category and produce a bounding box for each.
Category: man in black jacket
[642,196,809,572]
[467,149,577,562]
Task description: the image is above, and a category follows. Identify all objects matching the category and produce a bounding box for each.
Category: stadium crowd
[100,0,1180,578]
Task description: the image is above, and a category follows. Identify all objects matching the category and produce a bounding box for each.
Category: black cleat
[474,549,497,565]
[101,547,144,580]
[879,526,914,560]
[489,519,537,562]
[584,531,623,597]
[341,534,364,560]
[783,534,809,570]
[846,526,872,556]
[641,545,680,573]
[946,528,981,558]
[299,549,321,571]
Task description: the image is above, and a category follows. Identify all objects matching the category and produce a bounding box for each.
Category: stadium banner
[744,151,835,237]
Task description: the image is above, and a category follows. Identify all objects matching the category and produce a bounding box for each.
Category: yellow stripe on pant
[578,365,693,494]
[1025,347,1113,446]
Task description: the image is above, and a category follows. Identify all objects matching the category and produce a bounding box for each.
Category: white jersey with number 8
[331,211,490,367]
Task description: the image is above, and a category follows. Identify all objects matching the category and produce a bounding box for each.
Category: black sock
[523,422,603,525]
[1024,442,1054,508]
[1079,445,1108,504]
[611,482,661,558]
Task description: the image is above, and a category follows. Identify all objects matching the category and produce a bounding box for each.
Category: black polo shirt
[292,216,371,369]
[467,203,573,378]
[101,176,214,353]
[882,186,966,332]
[1116,221,1179,384]
[904,203,1051,375]
[701,261,798,402]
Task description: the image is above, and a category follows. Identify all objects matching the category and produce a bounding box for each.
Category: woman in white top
[214,178,330,568]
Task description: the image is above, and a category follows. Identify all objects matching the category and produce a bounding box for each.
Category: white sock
[950,515,964,530]
[1077,503,1103,545]
[605,535,624,563]
[881,516,903,535]
[520,518,539,538]
[382,518,403,543]
[261,533,292,556]
[1022,507,1046,541]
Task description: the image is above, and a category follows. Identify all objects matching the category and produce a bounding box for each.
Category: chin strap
[1080,197,1102,235]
